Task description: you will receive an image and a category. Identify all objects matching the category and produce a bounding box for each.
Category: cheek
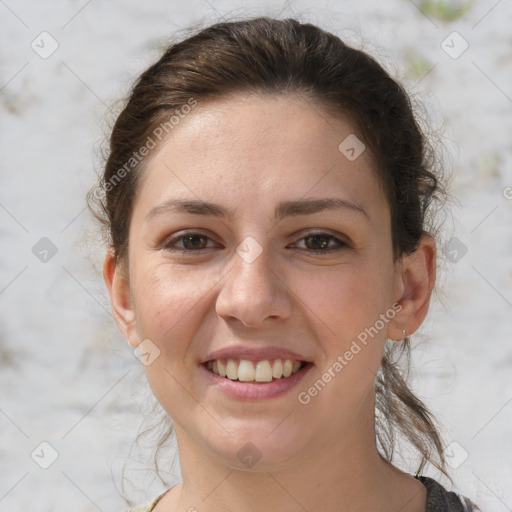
[296,261,394,341]
[289,263,393,430]
[297,260,394,403]
[130,261,221,354]
[129,263,216,417]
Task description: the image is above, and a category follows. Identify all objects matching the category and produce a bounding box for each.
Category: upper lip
[201,346,313,364]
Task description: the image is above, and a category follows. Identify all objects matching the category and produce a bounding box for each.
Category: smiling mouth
[204,358,309,383]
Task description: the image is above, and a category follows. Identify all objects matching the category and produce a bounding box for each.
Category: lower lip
[199,363,314,400]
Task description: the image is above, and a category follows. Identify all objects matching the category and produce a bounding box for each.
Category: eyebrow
[144,197,369,223]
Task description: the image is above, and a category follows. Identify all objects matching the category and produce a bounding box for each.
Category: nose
[215,246,292,328]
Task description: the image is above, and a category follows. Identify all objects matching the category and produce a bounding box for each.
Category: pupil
[184,234,205,249]
[307,235,328,250]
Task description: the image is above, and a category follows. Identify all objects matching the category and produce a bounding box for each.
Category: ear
[387,234,436,341]
[103,248,139,348]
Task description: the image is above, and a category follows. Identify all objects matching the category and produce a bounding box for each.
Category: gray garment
[415,476,481,512]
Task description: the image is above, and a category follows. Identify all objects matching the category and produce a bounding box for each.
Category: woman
[89,17,480,512]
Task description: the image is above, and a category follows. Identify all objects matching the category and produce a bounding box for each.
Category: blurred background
[1,0,511,510]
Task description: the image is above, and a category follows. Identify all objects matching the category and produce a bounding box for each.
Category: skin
[104,93,436,512]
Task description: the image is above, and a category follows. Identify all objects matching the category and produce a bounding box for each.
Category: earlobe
[103,248,138,347]
[387,235,436,341]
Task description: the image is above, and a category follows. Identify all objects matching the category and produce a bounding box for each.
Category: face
[107,93,427,472]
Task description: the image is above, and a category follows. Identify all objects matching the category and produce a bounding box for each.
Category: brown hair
[89,16,452,487]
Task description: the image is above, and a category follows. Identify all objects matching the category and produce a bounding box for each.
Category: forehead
[150,92,369,166]
[133,93,386,218]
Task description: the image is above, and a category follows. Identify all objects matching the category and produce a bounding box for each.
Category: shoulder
[123,506,152,512]
[416,476,482,512]
[122,490,169,512]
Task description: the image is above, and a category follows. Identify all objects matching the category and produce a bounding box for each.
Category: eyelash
[162,231,348,255]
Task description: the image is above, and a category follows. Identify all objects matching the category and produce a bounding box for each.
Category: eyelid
[290,230,349,253]
[294,229,350,244]
[161,230,218,252]
[162,229,350,254]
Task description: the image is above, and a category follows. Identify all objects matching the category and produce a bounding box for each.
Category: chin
[207,424,308,472]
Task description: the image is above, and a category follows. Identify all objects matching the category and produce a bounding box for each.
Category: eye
[162,230,348,255]
[163,232,217,253]
[293,232,348,254]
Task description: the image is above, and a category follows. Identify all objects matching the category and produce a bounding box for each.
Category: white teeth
[282,359,293,377]
[255,360,273,382]
[217,359,227,377]
[207,358,304,382]
[272,359,283,378]
[238,360,255,381]
[226,359,238,380]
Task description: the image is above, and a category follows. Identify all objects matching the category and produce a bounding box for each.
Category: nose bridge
[215,238,290,326]
[235,241,273,293]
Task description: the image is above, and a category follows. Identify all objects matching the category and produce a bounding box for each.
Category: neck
[167,395,425,512]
